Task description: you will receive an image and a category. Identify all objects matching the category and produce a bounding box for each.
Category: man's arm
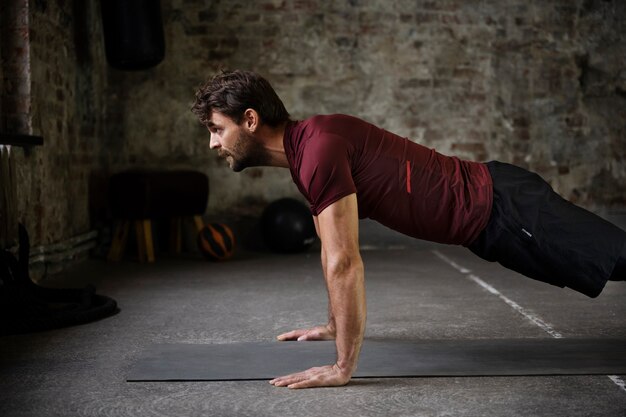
[276,216,336,341]
[270,193,366,388]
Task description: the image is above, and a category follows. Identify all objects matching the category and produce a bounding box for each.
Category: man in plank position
[191,70,626,389]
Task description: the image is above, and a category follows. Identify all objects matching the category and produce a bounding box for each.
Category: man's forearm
[269,196,361,389]
[325,255,366,373]
[321,246,337,332]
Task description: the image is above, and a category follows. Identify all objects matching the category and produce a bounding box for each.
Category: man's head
[192,70,290,171]
[192,70,290,128]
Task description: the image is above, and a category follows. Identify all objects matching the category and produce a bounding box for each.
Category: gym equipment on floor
[0,225,118,336]
[260,198,316,253]
[107,170,209,263]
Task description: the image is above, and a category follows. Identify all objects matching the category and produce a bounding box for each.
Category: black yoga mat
[127,338,626,382]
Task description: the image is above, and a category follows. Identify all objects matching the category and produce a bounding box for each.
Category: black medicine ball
[260,198,317,253]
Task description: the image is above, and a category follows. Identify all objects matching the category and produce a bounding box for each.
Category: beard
[222,130,273,172]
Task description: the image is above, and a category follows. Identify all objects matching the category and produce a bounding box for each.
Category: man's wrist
[326,321,336,334]
[335,360,356,376]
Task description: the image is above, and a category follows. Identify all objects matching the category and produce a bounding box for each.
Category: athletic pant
[468,161,626,298]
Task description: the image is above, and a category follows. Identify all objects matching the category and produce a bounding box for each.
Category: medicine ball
[260,198,316,253]
[197,223,235,261]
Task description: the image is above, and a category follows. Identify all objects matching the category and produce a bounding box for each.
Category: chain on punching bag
[101,0,165,70]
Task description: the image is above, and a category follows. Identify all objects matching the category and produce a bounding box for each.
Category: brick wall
[0,0,31,248]
[0,0,32,135]
[2,0,106,254]
[104,0,624,216]
[4,0,625,252]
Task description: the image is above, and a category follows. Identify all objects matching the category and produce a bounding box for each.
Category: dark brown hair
[191,70,290,127]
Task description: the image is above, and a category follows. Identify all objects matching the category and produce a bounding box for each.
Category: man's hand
[276,325,336,341]
[269,364,351,389]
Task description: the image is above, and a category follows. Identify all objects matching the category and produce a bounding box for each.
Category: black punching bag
[101,0,165,70]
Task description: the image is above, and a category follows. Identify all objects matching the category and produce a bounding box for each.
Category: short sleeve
[298,133,357,215]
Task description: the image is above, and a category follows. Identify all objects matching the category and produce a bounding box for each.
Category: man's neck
[259,121,290,168]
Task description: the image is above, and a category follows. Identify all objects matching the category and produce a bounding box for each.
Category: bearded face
[217,128,272,172]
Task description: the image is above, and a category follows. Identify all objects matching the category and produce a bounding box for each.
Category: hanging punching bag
[101,0,165,70]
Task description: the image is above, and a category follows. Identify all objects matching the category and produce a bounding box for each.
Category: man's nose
[209,135,220,149]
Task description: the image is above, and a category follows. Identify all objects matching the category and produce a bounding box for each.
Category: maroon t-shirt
[284,114,493,246]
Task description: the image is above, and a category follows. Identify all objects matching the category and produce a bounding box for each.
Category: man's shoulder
[292,115,357,170]
[303,114,365,129]
[297,114,371,144]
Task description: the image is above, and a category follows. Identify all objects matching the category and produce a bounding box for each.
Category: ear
[242,108,259,133]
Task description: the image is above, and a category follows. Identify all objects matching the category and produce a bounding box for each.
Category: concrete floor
[1,219,626,416]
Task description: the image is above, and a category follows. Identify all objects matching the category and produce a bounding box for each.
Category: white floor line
[608,375,626,392]
[466,273,563,339]
[432,249,625,392]
[431,251,472,274]
[432,250,562,338]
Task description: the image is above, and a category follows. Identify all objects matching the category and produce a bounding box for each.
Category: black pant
[609,244,626,281]
[468,161,626,298]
